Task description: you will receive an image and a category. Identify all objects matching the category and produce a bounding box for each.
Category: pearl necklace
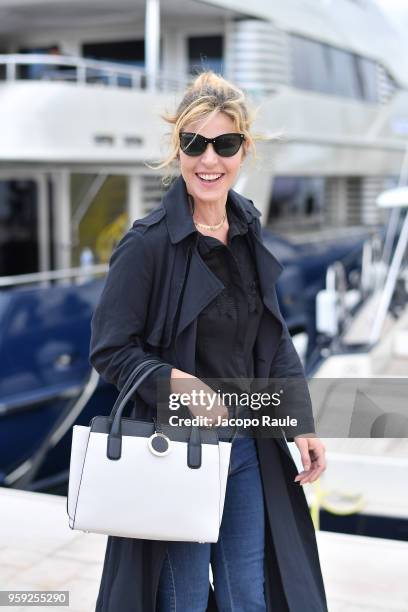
[193,210,227,231]
[189,194,227,231]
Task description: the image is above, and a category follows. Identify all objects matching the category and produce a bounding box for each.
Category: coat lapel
[246,224,284,318]
[162,175,285,330]
[175,241,225,339]
[163,176,291,454]
[176,222,286,337]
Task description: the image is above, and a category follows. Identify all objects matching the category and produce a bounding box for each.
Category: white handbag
[67,359,234,543]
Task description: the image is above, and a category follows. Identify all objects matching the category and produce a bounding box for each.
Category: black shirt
[194,196,264,402]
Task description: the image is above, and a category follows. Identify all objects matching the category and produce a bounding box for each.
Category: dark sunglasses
[179,132,245,157]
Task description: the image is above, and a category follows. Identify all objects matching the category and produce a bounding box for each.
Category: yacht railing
[369,207,408,343]
[4,368,101,487]
[0,54,189,92]
[0,264,108,288]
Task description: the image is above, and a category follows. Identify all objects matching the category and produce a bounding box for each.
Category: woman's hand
[170,368,229,426]
[293,435,326,485]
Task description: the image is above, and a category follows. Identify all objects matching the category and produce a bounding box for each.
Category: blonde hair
[146,70,270,187]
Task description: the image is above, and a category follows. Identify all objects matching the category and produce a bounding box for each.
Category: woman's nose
[200,143,219,164]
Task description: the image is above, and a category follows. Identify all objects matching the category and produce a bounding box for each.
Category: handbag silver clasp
[147,432,172,456]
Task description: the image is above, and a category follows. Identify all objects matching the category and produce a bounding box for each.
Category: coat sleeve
[251,213,316,441]
[269,320,316,441]
[89,226,173,411]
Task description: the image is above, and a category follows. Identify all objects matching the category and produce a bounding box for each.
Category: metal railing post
[6,61,16,81]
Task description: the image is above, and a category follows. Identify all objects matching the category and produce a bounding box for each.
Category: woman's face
[178,112,246,209]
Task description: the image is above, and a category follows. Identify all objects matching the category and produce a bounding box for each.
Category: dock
[0,488,104,612]
[0,487,407,611]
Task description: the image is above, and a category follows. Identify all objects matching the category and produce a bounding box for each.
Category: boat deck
[290,439,408,520]
[0,487,407,611]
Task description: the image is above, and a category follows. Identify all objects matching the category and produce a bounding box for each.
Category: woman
[90,71,328,612]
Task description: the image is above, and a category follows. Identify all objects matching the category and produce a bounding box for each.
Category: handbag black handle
[107,360,203,468]
[109,358,166,421]
[107,360,169,460]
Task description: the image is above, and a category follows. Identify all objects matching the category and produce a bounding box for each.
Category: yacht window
[0,180,39,276]
[187,36,224,75]
[267,176,325,231]
[290,33,380,103]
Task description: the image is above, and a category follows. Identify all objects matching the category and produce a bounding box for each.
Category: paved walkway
[0,487,407,611]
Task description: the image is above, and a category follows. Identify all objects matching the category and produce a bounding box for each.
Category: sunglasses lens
[214,134,243,157]
[179,132,244,157]
[180,133,204,156]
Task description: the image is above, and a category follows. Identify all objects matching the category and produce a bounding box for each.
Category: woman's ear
[243,140,250,158]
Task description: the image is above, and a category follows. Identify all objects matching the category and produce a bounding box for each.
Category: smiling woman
[147,71,260,246]
[91,70,328,612]
[179,112,244,228]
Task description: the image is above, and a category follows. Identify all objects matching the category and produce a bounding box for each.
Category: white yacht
[299,185,408,539]
[0,1,407,537]
[0,0,408,278]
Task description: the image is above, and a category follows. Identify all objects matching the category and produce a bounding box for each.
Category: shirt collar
[226,199,249,239]
[196,196,249,252]
[162,174,261,245]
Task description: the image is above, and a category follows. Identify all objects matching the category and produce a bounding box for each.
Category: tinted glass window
[0,180,39,276]
[291,35,331,94]
[188,36,223,75]
[357,57,376,102]
[82,40,145,66]
[329,46,362,99]
[267,177,325,229]
[290,33,379,103]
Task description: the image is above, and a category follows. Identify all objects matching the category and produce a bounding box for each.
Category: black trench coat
[89,175,329,612]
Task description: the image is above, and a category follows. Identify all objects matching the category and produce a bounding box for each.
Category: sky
[375,0,408,34]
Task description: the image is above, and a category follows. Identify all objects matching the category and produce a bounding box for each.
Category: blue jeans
[156,436,266,612]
